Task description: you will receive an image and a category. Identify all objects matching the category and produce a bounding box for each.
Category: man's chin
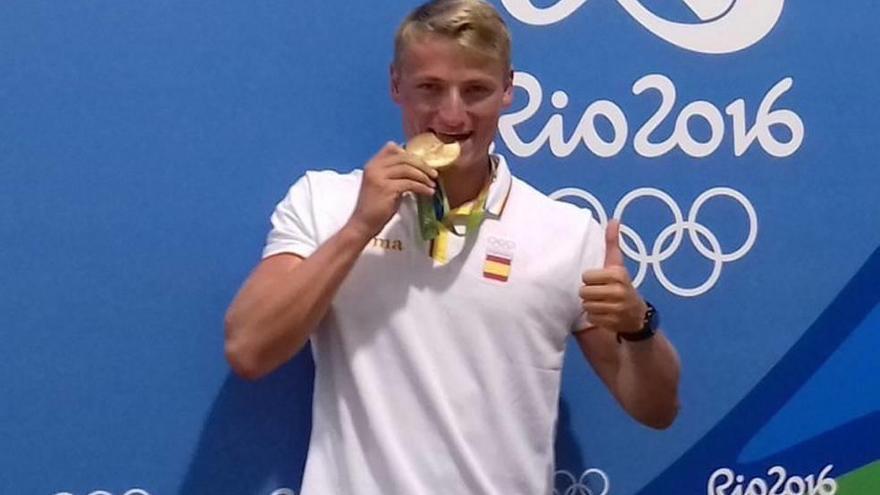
[440,150,490,175]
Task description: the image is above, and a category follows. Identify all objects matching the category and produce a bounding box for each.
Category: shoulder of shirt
[301,168,362,186]
[508,175,599,230]
[293,169,363,197]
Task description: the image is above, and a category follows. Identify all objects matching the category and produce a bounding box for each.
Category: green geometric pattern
[837,460,880,494]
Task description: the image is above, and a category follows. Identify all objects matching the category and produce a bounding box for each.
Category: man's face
[391,35,513,171]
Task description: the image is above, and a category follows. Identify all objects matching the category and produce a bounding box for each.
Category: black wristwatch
[617,301,660,343]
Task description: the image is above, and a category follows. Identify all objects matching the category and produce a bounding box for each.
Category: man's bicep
[226,253,306,338]
[250,252,306,284]
[232,253,306,303]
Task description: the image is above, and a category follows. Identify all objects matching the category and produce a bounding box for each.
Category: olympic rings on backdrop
[554,468,610,495]
[550,187,758,297]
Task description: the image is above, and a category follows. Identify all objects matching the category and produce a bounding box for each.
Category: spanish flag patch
[483,254,512,282]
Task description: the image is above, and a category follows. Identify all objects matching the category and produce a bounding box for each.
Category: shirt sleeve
[571,213,606,333]
[262,173,319,259]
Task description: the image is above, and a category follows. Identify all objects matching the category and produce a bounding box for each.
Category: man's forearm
[616,331,681,429]
[224,221,373,380]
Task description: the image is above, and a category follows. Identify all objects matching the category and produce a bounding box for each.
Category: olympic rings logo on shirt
[487,236,517,251]
[554,468,610,495]
[551,186,758,297]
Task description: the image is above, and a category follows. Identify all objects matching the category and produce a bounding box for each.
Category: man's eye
[465,86,490,96]
[417,83,439,91]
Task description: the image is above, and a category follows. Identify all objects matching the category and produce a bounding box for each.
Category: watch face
[642,301,660,333]
[647,305,660,331]
[618,303,660,342]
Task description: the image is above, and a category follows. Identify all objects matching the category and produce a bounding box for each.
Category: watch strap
[617,301,659,343]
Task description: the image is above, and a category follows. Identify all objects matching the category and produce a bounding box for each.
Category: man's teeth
[435,133,469,143]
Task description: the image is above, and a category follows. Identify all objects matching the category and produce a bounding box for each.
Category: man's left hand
[580,219,648,336]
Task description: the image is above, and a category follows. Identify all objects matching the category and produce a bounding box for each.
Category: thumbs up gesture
[580,219,649,335]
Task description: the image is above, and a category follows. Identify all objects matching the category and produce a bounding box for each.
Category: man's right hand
[225,143,438,380]
[347,142,438,239]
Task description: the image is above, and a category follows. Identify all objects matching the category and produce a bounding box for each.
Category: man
[225,0,680,493]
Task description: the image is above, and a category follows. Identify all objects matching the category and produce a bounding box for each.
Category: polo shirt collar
[485,153,513,218]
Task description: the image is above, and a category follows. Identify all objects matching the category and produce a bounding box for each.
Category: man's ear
[390,64,401,104]
[502,68,515,108]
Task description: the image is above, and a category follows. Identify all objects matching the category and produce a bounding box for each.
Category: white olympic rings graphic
[53,491,151,495]
[554,468,610,495]
[501,0,784,54]
[551,186,758,297]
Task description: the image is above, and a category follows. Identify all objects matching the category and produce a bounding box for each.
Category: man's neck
[439,156,492,209]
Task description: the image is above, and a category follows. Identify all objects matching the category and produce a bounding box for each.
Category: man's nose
[437,89,467,128]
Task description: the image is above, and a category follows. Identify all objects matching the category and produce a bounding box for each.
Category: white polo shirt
[263,156,605,495]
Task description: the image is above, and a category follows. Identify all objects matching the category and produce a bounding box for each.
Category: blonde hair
[393,0,512,74]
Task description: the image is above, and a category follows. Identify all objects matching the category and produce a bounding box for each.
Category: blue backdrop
[1,1,878,494]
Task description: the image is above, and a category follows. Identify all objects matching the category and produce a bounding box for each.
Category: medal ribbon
[417,177,490,241]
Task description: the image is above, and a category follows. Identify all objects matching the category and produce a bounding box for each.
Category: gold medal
[406,133,460,169]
